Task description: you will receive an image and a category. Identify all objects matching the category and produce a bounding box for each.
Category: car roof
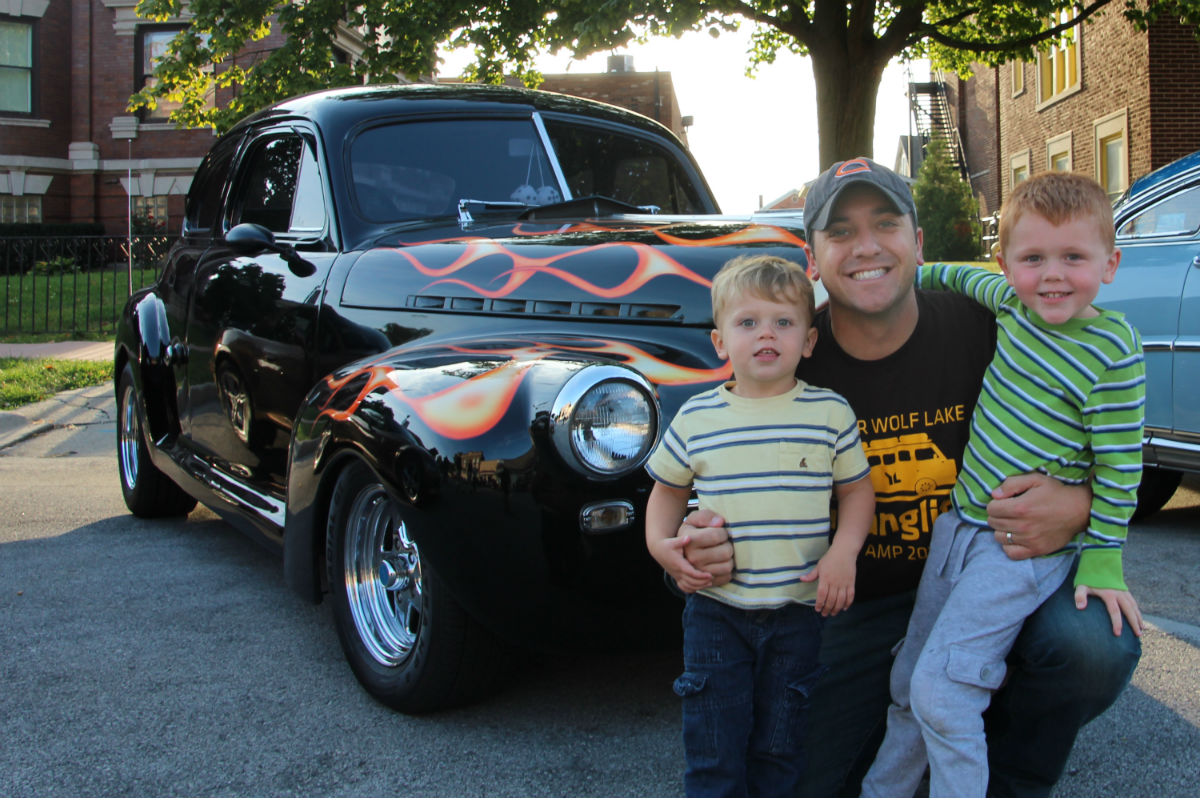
[1126,149,1200,200]
[230,82,676,139]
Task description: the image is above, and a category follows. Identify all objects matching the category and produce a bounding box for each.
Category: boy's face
[804,184,924,321]
[997,211,1121,325]
[711,291,817,399]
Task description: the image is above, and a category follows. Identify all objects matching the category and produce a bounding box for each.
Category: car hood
[340,216,810,327]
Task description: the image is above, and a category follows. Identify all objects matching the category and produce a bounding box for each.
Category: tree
[912,135,981,262]
[132,1,1200,167]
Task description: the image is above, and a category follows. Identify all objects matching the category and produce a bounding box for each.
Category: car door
[183,125,335,492]
[1101,181,1200,437]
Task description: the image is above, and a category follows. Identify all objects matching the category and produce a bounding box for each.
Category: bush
[912,135,982,262]
[32,256,79,275]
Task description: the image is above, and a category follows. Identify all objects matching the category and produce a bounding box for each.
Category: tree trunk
[810,45,890,170]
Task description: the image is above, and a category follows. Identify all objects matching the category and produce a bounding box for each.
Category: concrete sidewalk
[0,341,115,451]
[0,341,112,362]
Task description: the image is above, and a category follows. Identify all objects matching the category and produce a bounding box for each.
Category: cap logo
[834,159,872,178]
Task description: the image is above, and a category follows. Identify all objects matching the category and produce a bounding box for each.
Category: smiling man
[679,158,1142,796]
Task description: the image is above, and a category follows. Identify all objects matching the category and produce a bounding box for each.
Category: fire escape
[907,72,970,183]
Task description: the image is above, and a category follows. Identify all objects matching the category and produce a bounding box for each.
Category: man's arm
[986,472,1090,558]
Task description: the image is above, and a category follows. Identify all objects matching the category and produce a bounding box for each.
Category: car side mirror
[225,222,317,278]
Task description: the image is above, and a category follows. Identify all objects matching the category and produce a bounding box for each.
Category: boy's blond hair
[711,254,815,327]
[998,172,1115,253]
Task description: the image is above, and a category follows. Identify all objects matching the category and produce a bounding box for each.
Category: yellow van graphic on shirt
[863,433,958,502]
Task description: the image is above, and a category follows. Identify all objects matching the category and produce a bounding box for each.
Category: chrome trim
[205,466,286,527]
[549,364,659,479]
[532,111,572,201]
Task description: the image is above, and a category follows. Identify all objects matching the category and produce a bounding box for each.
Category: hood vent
[409,294,683,321]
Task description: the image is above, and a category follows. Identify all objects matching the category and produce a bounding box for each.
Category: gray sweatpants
[861,509,1074,798]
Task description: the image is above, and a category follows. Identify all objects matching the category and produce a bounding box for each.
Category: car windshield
[349,116,708,223]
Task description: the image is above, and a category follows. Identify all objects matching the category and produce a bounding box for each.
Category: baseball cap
[804,157,917,239]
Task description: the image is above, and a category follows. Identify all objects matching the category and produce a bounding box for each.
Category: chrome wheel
[119,378,142,491]
[343,482,424,666]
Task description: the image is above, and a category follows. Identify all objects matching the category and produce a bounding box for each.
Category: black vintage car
[115,83,813,712]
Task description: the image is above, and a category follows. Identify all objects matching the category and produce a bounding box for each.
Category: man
[680,157,1141,796]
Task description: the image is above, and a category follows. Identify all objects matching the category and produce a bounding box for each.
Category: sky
[439,28,925,214]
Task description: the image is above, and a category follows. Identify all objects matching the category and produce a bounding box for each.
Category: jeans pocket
[946,644,1007,690]
[673,671,708,698]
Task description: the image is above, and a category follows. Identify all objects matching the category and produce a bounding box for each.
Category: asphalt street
[1,382,1198,796]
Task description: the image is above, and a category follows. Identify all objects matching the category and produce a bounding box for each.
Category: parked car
[1097,149,1200,518]
[114,83,815,713]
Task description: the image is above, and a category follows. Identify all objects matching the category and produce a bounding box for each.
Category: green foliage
[32,257,79,276]
[129,1,1200,163]
[912,136,982,261]
[0,357,112,410]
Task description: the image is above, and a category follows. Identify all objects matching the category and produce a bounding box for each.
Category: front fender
[281,334,724,635]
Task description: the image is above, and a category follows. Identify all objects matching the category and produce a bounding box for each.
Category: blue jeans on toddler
[674,593,825,797]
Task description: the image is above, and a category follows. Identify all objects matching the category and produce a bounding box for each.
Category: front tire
[116,363,197,518]
[1132,466,1183,521]
[326,458,507,713]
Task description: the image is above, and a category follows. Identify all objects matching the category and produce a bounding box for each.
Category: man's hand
[1076,584,1143,637]
[987,472,1090,560]
[679,509,734,587]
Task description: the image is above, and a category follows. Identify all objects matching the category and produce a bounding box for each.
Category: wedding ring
[1005,531,1014,545]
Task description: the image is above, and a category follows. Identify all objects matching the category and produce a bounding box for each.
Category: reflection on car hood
[343,216,810,327]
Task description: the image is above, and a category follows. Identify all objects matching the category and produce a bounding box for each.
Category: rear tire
[1132,466,1183,521]
[326,458,508,713]
[116,363,197,518]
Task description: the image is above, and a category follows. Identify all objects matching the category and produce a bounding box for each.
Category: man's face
[804,184,923,319]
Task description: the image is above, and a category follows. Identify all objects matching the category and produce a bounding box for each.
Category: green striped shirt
[919,264,1145,590]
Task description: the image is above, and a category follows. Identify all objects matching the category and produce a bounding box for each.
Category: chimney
[607,54,635,73]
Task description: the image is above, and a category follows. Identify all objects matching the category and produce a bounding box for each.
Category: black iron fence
[0,235,175,337]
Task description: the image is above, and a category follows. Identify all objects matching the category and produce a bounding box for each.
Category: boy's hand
[801,547,856,617]
[649,535,714,594]
[1075,584,1143,637]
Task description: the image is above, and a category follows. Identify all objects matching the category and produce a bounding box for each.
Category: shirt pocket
[778,441,833,477]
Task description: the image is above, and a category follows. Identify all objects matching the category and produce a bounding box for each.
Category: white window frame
[1036,12,1082,108]
[1047,132,1073,172]
[1094,109,1129,201]
[1010,149,1032,193]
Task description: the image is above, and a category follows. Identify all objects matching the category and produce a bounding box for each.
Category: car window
[1117,183,1200,239]
[351,118,556,221]
[542,119,708,214]
[233,133,326,236]
[185,137,239,235]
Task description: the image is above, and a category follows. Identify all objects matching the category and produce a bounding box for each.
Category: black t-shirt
[798,289,998,601]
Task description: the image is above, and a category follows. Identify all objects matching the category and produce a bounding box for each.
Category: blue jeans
[798,557,1141,797]
[674,593,826,797]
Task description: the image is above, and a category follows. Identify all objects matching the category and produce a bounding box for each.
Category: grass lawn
[1,267,158,341]
[0,357,112,410]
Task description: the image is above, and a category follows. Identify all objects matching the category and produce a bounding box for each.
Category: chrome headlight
[550,366,659,478]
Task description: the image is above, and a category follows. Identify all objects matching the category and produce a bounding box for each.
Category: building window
[133,195,170,227]
[0,18,33,115]
[1047,132,1072,171]
[1010,150,1031,192]
[1037,11,1081,107]
[136,26,213,121]
[1011,62,1025,97]
[0,194,42,223]
[1094,110,1128,201]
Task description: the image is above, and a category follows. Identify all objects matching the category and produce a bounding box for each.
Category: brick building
[0,1,686,235]
[936,8,1200,219]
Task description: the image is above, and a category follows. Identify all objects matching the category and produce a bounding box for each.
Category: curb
[0,382,116,452]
